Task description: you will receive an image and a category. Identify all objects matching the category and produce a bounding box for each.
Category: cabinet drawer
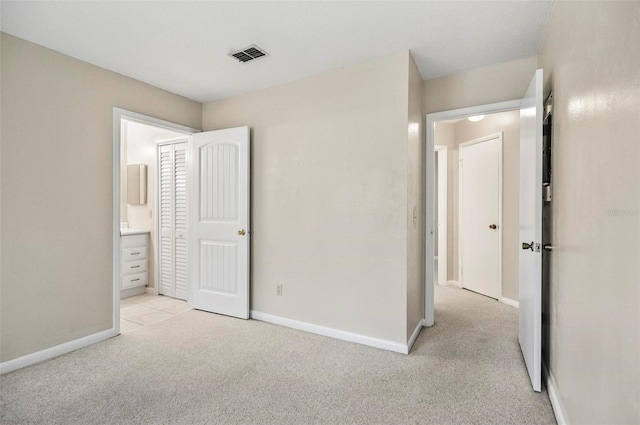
[122,246,148,261]
[121,259,147,276]
[121,272,148,289]
[121,233,148,249]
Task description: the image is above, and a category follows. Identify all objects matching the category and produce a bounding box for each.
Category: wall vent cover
[229,45,268,63]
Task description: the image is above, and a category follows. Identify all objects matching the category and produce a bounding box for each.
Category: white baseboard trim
[499,296,519,309]
[0,328,116,375]
[407,319,425,353]
[120,286,146,298]
[251,311,410,354]
[543,360,569,425]
[145,286,159,295]
[447,280,462,288]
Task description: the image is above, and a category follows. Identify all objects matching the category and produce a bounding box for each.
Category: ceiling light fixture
[467,115,485,122]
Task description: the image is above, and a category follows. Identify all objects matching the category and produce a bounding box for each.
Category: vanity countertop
[120,228,150,236]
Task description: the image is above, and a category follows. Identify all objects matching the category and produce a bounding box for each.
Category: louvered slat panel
[174,238,188,300]
[173,144,188,300]
[174,146,188,233]
[158,145,174,297]
[160,235,173,296]
[159,149,173,231]
[158,142,189,300]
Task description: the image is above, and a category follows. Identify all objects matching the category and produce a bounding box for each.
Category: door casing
[112,108,198,335]
[424,99,521,326]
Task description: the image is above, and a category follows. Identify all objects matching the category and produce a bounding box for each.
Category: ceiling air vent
[229,45,268,63]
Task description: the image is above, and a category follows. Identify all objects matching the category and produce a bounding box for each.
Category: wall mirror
[127,164,147,205]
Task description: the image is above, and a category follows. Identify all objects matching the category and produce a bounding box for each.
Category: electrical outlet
[276,284,283,296]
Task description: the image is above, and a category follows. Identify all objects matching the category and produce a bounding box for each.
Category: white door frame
[434,145,448,286]
[425,100,520,326]
[458,133,503,298]
[112,108,199,334]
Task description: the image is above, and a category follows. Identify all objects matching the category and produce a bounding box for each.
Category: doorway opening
[424,100,521,327]
[112,108,198,335]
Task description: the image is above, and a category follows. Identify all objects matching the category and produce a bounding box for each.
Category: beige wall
[406,53,425,339]
[124,121,185,289]
[203,52,413,344]
[0,33,201,362]
[538,2,640,423]
[449,111,520,300]
[423,56,537,114]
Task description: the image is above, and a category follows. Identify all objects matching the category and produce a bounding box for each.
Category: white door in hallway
[519,69,543,392]
[459,134,502,299]
[189,127,250,319]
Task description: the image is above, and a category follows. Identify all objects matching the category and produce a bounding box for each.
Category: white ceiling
[0,1,552,104]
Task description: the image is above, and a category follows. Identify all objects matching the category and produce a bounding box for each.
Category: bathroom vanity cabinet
[120,230,149,297]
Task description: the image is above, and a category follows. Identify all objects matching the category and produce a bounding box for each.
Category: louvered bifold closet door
[173,143,188,300]
[159,145,175,298]
[158,142,189,300]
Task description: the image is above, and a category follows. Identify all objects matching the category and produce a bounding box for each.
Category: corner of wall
[406,50,426,341]
[201,51,415,346]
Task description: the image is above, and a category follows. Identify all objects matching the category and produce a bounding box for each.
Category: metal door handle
[489,224,497,230]
[522,242,534,251]
[238,229,246,236]
[543,244,553,251]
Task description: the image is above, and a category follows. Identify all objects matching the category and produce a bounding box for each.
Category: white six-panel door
[459,134,502,299]
[189,127,250,319]
[158,141,189,300]
[519,69,543,392]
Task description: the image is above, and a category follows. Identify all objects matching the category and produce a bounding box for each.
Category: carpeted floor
[0,286,556,424]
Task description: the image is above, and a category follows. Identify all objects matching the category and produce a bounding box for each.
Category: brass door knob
[489,224,497,229]
[238,229,246,236]
[522,242,533,251]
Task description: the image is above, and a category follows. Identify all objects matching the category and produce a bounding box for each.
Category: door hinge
[544,184,552,202]
[545,93,553,120]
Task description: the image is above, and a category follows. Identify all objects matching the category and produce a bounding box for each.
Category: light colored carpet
[0,286,556,424]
